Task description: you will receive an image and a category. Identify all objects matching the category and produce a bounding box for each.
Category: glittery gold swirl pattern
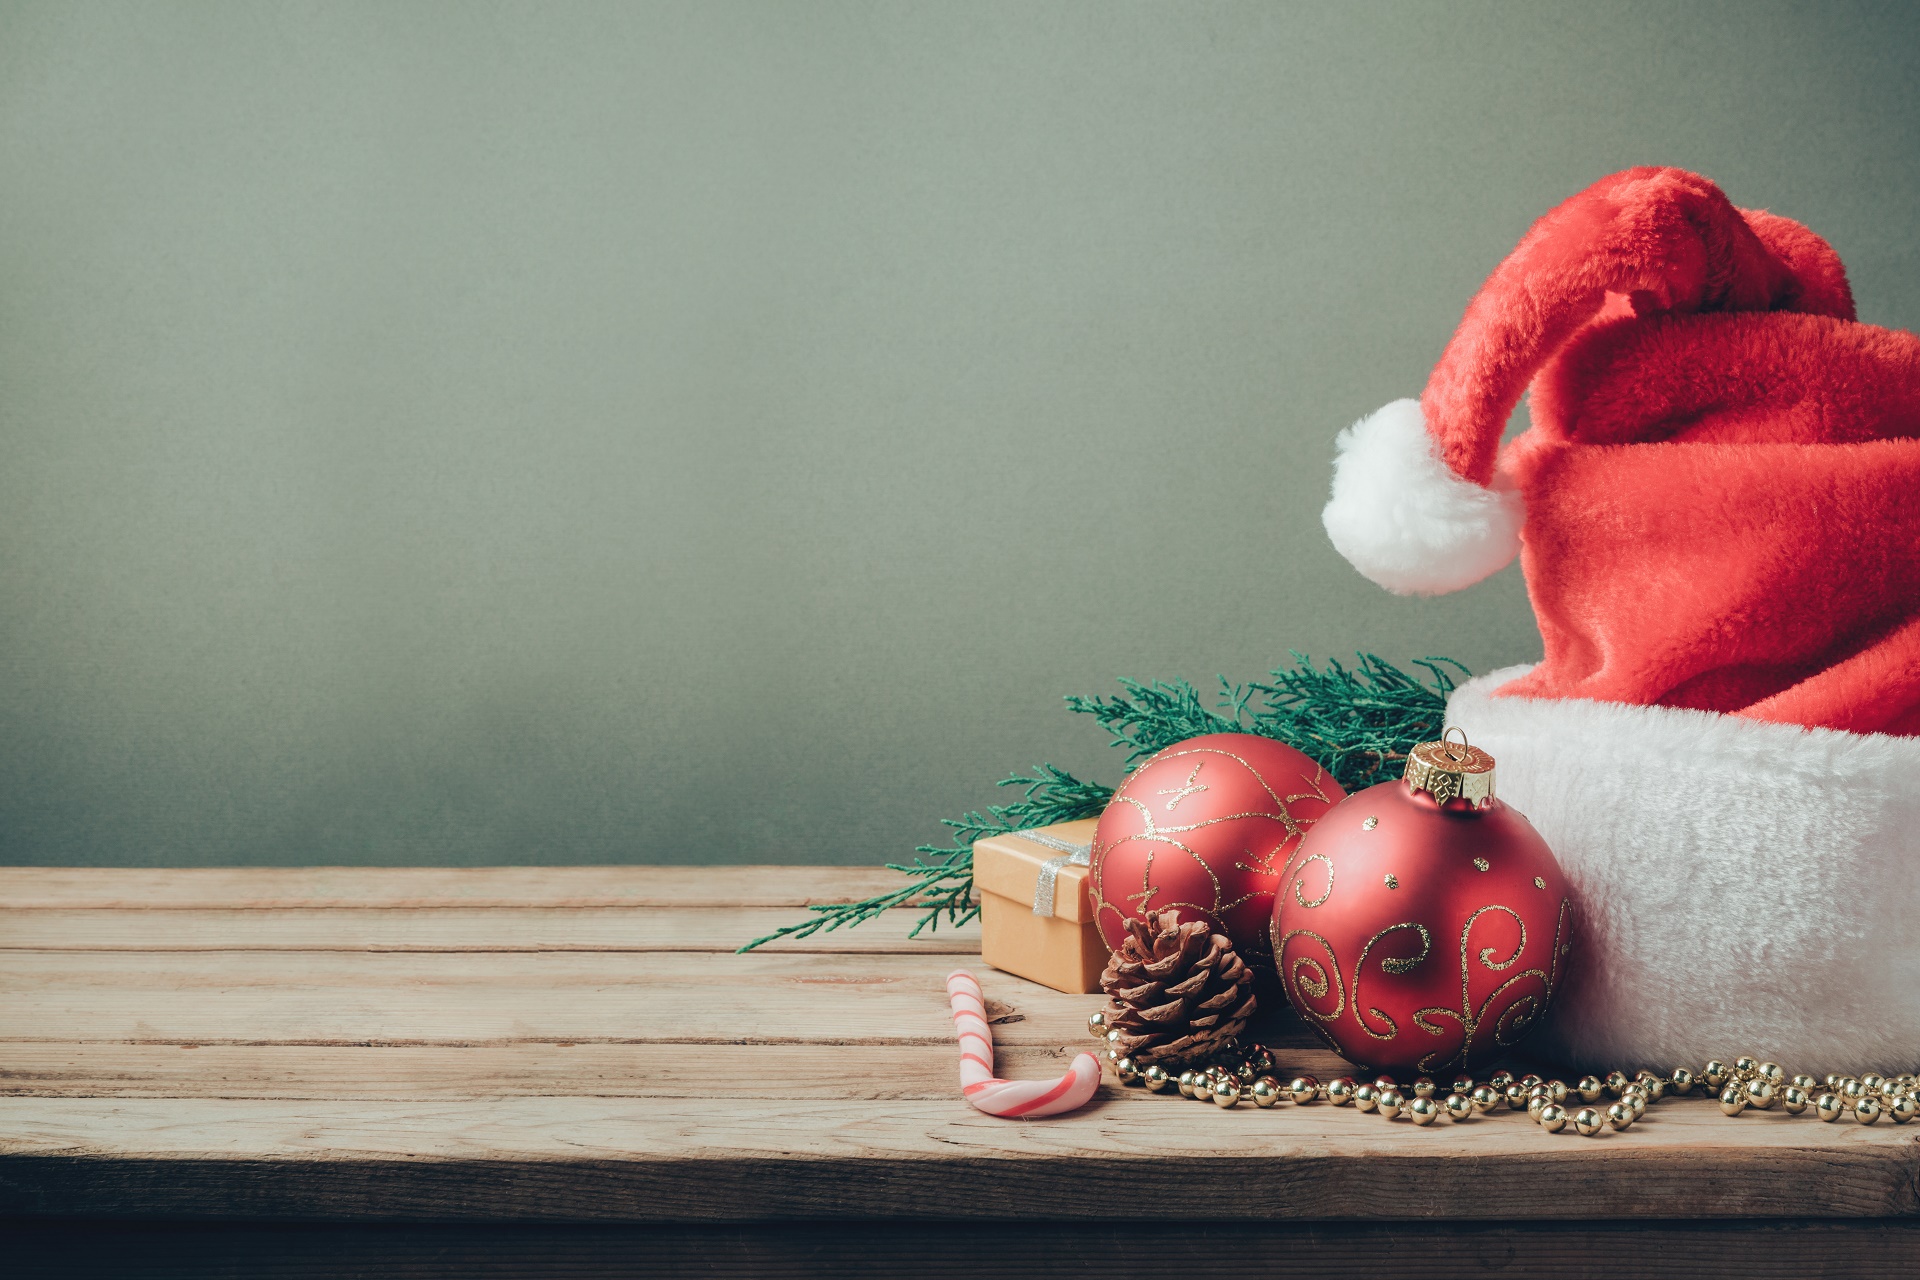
[1292,853,1334,909]
[1090,744,1337,966]
[1407,897,1573,1074]
[1352,922,1433,1040]
[1278,894,1573,1075]
[1276,927,1345,1021]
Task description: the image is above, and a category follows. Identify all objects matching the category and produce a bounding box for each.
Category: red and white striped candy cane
[946,969,1101,1119]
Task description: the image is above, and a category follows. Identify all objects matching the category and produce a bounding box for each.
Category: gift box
[973,818,1110,994]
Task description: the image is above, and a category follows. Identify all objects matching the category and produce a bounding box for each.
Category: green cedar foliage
[737,653,1467,952]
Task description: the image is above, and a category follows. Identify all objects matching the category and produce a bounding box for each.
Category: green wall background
[2,1,1916,866]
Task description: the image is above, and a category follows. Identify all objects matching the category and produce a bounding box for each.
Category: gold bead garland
[1086,1012,1918,1138]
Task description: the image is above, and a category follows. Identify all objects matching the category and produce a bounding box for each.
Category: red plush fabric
[1422,167,1920,734]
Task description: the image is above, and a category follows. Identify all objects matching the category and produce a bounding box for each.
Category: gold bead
[1733,1055,1759,1077]
[1546,1079,1570,1104]
[1411,1076,1437,1098]
[1861,1073,1885,1093]
[1627,1088,1648,1119]
[1114,1056,1141,1084]
[1087,1011,1108,1039]
[1606,1101,1632,1130]
[1791,1074,1818,1092]
[1782,1085,1809,1114]
[1191,1072,1214,1102]
[1854,1096,1882,1125]
[1377,1089,1406,1120]
[1234,1061,1257,1087]
[1176,1069,1199,1098]
[1326,1077,1357,1106]
[1841,1078,1867,1102]
[1537,1102,1568,1133]
[1757,1062,1784,1087]
[1889,1094,1918,1124]
[1451,1074,1477,1096]
[1373,1074,1398,1094]
[1815,1092,1845,1122]
[1107,1028,1124,1047]
[1143,1064,1172,1093]
[1249,1076,1282,1108]
[1703,1061,1729,1091]
[1635,1071,1668,1102]
[1719,1086,1746,1116]
[1212,1078,1241,1108]
[1409,1096,1440,1125]
[1289,1075,1322,1104]
[1443,1092,1473,1121]
[1527,1092,1550,1121]
[1353,1083,1380,1113]
[1576,1075,1604,1103]
[1824,1073,1844,1090]
[1669,1068,1695,1096]
[1503,1083,1529,1110]
[1520,1074,1544,1092]
[1488,1069,1515,1091]
[1573,1107,1603,1136]
[1744,1079,1776,1110]
[1470,1085,1500,1113]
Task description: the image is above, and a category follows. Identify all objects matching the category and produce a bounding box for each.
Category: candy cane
[946,969,1101,1119]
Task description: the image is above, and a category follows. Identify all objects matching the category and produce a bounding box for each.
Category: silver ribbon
[1018,828,1093,917]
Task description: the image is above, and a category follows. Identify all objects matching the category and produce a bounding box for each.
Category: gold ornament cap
[1403,728,1496,809]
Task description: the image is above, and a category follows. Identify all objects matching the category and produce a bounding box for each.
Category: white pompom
[1320,398,1524,596]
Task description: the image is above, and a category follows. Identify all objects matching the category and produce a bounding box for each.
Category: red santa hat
[1324,166,1920,735]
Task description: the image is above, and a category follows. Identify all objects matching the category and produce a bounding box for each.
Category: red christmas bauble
[1091,733,1344,967]
[1272,739,1573,1074]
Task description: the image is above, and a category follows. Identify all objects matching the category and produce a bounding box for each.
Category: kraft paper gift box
[972,818,1110,994]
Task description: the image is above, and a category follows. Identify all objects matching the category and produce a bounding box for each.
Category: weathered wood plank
[0,950,1091,1046]
[0,1041,1156,1099]
[0,907,979,953]
[3,1096,1917,1221]
[0,866,928,911]
[12,1218,1920,1280]
[6,864,1917,1238]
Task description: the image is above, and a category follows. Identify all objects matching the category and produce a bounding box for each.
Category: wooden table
[4,867,1916,1278]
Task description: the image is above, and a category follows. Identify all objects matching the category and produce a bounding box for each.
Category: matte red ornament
[1090,733,1344,969]
[1272,737,1572,1074]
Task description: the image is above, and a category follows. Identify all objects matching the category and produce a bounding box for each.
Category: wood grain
[0,950,1087,1045]
[0,866,923,910]
[3,1095,1918,1221]
[0,906,981,952]
[12,1219,1920,1280]
[0,1041,1130,1099]
[4,863,1917,1240]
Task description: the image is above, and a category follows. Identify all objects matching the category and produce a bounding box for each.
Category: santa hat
[1323,167,1920,1071]
[1324,165,1920,735]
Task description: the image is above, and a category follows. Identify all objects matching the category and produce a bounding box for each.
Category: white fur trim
[1449,667,1920,1074]
[1321,399,1524,596]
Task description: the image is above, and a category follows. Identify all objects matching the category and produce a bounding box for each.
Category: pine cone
[1100,911,1257,1067]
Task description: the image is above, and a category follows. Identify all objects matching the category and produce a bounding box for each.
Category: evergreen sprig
[735,765,1112,952]
[737,652,1467,952]
[1240,652,1469,792]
